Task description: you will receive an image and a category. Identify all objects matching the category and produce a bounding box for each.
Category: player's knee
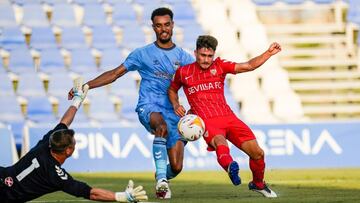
[171,163,183,175]
[251,148,264,160]
[154,124,168,137]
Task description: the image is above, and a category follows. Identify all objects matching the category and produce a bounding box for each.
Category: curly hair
[151,7,173,22]
[196,35,218,51]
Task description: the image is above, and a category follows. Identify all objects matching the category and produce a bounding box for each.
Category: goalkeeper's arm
[89,180,148,202]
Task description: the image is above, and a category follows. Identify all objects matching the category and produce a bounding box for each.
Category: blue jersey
[123,42,194,111]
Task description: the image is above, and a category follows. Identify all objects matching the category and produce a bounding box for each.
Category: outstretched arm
[68,65,127,100]
[89,180,148,202]
[234,42,281,73]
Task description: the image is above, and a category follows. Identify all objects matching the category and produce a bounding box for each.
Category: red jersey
[170,57,237,119]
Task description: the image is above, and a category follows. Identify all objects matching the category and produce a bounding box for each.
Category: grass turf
[32,168,360,203]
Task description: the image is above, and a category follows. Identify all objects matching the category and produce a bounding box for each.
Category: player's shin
[216,145,233,171]
[153,137,168,181]
[249,158,265,188]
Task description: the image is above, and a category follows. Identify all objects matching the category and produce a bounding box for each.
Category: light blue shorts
[136,105,185,149]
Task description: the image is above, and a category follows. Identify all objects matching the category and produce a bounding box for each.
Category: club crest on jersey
[173,61,180,70]
[210,68,217,76]
[4,177,14,187]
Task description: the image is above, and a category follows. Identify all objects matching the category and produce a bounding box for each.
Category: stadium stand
[0,124,19,166]
[0,26,27,50]
[21,3,50,27]
[51,3,78,27]
[58,26,87,49]
[0,2,17,27]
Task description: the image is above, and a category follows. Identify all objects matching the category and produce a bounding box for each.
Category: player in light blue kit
[68,8,194,199]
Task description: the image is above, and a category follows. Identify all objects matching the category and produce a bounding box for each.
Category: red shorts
[202,114,256,151]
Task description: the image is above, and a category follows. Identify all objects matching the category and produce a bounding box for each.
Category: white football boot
[248,181,277,198]
[155,179,171,199]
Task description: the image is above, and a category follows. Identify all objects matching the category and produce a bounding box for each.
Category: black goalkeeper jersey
[0,123,91,202]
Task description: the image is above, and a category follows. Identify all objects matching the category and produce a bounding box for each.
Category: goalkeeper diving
[0,77,148,202]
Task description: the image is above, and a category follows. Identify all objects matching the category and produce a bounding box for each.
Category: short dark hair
[196,35,218,51]
[49,129,75,153]
[151,7,173,22]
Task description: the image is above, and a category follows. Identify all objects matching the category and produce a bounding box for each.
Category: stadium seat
[109,74,138,97]
[16,72,46,97]
[251,0,277,5]
[99,47,124,70]
[0,125,19,166]
[68,47,97,73]
[282,0,305,4]
[25,96,57,123]
[0,96,24,123]
[51,3,78,27]
[37,47,66,73]
[121,25,146,50]
[229,72,260,102]
[7,46,35,73]
[273,92,306,122]
[228,0,260,29]
[72,0,99,5]
[181,23,205,50]
[0,73,15,96]
[0,2,17,27]
[172,2,197,26]
[312,0,334,4]
[90,25,118,49]
[118,94,139,121]
[241,91,278,123]
[82,3,107,26]
[60,26,87,49]
[139,1,163,24]
[47,72,72,97]
[0,26,27,50]
[86,95,121,123]
[111,2,138,27]
[240,24,269,57]
[21,3,49,27]
[29,27,58,49]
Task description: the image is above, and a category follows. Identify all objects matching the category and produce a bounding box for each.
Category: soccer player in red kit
[168,35,281,198]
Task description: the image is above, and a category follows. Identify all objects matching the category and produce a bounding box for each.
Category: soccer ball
[177,114,205,141]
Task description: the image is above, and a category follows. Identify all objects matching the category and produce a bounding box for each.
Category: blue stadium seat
[181,23,205,50]
[82,3,107,26]
[87,96,121,123]
[72,0,99,5]
[252,0,277,5]
[112,2,137,27]
[30,27,57,49]
[55,97,90,122]
[22,3,49,27]
[0,74,15,96]
[172,2,197,26]
[91,25,117,49]
[347,0,360,25]
[37,47,66,73]
[312,0,334,4]
[282,0,304,4]
[8,46,35,73]
[60,26,87,49]
[138,1,163,24]
[69,47,97,73]
[0,26,27,50]
[121,25,146,50]
[25,96,57,123]
[0,2,17,27]
[99,47,124,70]
[0,125,19,166]
[110,75,138,97]
[51,3,77,27]
[47,72,72,97]
[0,96,24,123]
[16,72,46,97]
[11,0,42,5]
[118,94,139,121]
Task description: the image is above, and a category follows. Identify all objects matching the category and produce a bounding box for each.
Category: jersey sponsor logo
[210,69,217,76]
[188,82,222,95]
[4,177,13,187]
[55,165,68,180]
[155,72,173,79]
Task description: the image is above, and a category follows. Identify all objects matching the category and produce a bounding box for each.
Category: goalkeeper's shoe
[155,179,171,199]
[248,181,277,198]
[227,161,241,185]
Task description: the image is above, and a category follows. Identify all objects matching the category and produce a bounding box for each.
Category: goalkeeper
[0,79,148,203]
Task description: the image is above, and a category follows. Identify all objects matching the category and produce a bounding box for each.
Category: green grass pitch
[32,168,360,203]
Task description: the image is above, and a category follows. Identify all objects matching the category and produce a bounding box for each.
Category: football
[177,114,205,141]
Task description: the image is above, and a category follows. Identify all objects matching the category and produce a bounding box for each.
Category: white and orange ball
[177,114,205,141]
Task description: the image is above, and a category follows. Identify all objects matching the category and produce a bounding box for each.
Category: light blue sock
[153,137,167,181]
[166,164,179,180]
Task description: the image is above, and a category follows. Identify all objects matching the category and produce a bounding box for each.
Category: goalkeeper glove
[115,180,148,202]
[72,77,89,109]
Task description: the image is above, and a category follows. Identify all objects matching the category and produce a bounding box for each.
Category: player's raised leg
[211,135,241,186]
